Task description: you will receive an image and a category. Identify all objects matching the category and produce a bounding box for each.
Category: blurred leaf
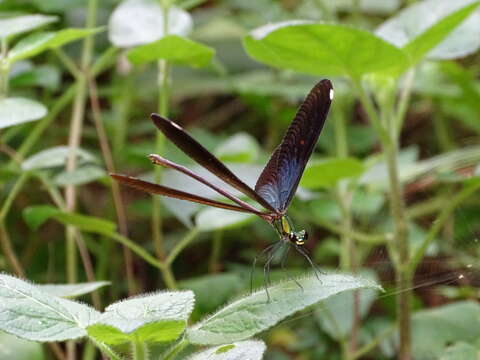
[440,342,479,360]
[21,146,96,171]
[0,97,47,129]
[180,273,243,316]
[376,0,480,62]
[309,194,342,222]
[0,332,44,360]
[351,189,385,216]
[127,35,214,67]
[10,64,61,90]
[87,291,194,345]
[187,273,381,345]
[38,282,110,298]
[189,340,266,360]
[0,14,57,40]
[411,301,480,359]
[195,207,256,232]
[53,165,106,186]
[243,21,407,77]
[300,158,365,189]
[215,133,259,163]
[332,0,400,14]
[8,28,103,63]
[108,0,192,47]
[315,270,379,340]
[23,205,116,234]
[0,274,100,342]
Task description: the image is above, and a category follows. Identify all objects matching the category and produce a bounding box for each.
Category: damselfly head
[290,229,308,246]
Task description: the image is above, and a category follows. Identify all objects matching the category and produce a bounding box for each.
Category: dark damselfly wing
[255,79,333,212]
[111,174,257,214]
[151,113,277,213]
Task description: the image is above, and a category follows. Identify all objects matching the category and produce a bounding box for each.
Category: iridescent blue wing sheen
[255,79,333,212]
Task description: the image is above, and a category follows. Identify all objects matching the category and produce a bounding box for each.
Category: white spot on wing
[171,121,183,130]
[329,89,334,100]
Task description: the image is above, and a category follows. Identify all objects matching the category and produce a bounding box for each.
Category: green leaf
[10,64,61,91]
[440,342,479,360]
[187,273,382,345]
[189,340,266,360]
[127,35,214,67]
[87,291,194,345]
[0,274,100,342]
[316,270,379,340]
[8,28,104,63]
[53,165,106,186]
[0,332,44,360]
[195,207,256,232]
[411,301,480,359]
[0,15,57,40]
[21,146,96,171]
[37,282,110,298]
[300,158,365,189]
[23,205,117,234]
[215,133,259,163]
[376,0,480,62]
[0,97,47,129]
[108,0,192,47]
[243,21,407,77]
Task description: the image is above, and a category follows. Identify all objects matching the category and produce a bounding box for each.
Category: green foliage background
[0,0,480,359]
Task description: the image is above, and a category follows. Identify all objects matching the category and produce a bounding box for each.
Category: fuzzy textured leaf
[38,282,110,298]
[87,291,194,345]
[188,273,381,345]
[188,340,266,360]
[0,274,100,342]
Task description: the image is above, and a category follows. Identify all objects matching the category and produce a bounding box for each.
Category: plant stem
[132,341,148,360]
[353,77,411,360]
[209,230,223,273]
[0,37,9,98]
[334,104,359,359]
[152,3,171,261]
[89,77,136,294]
[89,338,122,360]
[166,228,199,266]
[64,2,98,358]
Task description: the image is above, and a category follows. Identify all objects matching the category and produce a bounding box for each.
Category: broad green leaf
[21,146,96,170]
[316,270,379,340]
[0,15,57,40]
[87,291,194,345]
[127,35,214,67]
[53,165,106,186]
[440,342,479,360]
[187,273,382,345]
[195,207,255,232]
[189,340,266,360]
[23,205,116,234]
[300,158,365,189]
[0,333,44,360]
[0,97,47,129]
[8,28,103,63]
[38,282,110,298]
[411,301,480,359]
[0,274,100,342]
[108,0,192,47]
[243,21,408,77]
[215,133,259,163]
[376,0,480,61]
